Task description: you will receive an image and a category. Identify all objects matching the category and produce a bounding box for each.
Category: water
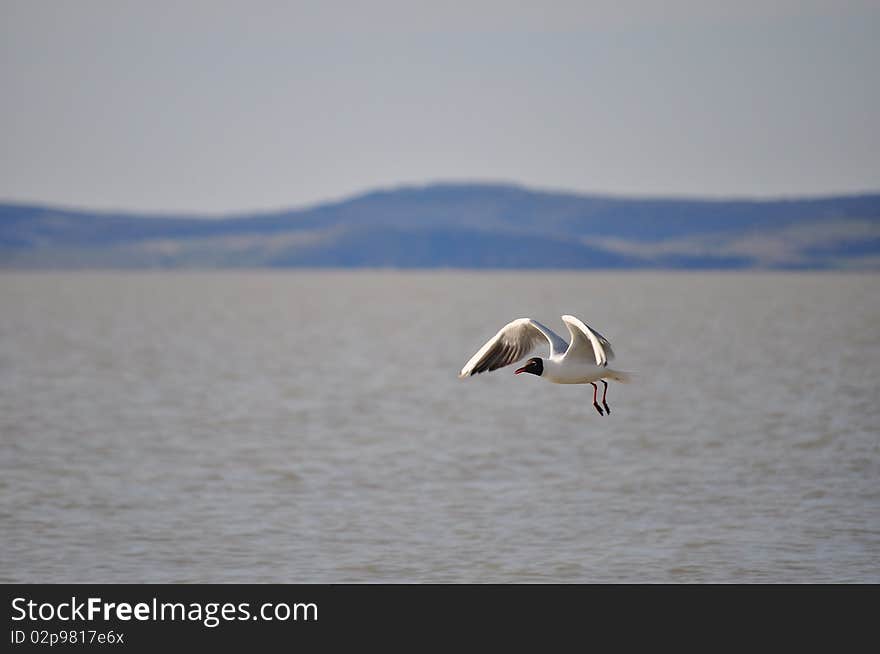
[1,271,878,583]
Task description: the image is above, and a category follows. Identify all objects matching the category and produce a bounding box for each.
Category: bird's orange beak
[514,366,527,375]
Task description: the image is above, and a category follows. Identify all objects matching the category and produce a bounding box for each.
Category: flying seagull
[459,315,630,416]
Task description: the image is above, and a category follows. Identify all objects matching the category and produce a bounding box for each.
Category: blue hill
[2,183,879,269]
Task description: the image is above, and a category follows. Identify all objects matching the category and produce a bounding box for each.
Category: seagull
[459,315,630,416]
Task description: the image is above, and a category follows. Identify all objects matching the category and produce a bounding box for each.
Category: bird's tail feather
[605,369,634,383]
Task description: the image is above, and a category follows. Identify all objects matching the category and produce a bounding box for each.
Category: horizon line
[2,179,879,219]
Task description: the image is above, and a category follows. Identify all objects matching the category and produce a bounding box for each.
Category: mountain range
[2,183,879,269]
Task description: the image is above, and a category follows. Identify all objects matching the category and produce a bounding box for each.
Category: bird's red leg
[590,382,604,416]
[601,380,611,415]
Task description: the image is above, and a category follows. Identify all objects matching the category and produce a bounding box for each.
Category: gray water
[1,271,878,583]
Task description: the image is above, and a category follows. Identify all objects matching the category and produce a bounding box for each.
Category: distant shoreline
[2,183,879,270]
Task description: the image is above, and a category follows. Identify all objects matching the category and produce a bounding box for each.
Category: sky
[2,0,879,213]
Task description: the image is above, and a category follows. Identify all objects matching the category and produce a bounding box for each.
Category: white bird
[459,315,630,416]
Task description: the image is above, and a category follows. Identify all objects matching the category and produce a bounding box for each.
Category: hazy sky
[2,1,879,213]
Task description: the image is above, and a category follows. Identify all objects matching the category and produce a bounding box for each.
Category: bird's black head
[514,357,544,377]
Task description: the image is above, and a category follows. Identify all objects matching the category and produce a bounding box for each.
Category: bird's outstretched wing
[459,318,567,378]
[561,315,615,367]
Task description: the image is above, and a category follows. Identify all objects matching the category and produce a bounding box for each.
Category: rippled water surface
[1,271,878,582]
